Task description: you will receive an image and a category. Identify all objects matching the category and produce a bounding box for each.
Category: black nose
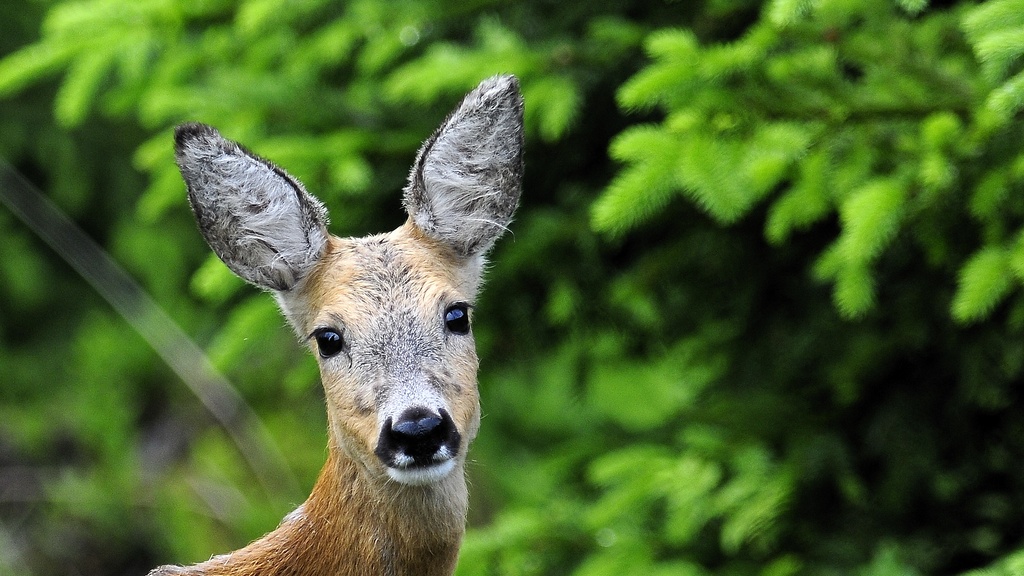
[375,408,461,468]
[393,411,442,437]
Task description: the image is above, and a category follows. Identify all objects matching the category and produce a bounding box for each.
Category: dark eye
[444,304,470,335]
[314,328,345,358]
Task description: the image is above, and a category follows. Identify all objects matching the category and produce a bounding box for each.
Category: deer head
[166,76,522,575]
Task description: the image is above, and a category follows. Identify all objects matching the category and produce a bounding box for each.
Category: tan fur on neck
[151,445,465,576]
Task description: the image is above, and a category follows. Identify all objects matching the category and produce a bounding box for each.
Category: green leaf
[969,169,1008,220]
[1008,231,1024,280]
[765,149,832,244]
[190,254,245,305]
[952,246,1014,323]
[895,0,928,16]
[55,45,116,127]
[961,0,1024,45]
[645,28,700,62]
[524,75,581,142]
[587,361,681,431]
[745,123,815,193]
[589,445,675,487]
[715,448,793,554]
[137,168,187,222]
[767,0,813,27]
[617,29,700,111]
[0,41,76,96]
[383,20,533,104]
[984,70,1024,123]
[586,17,646,63]
[918,152,955,193]
[675,134,751,223]
[962,1,1024,81]
[837,179,907,266]
[236,0,290,37]
[663,456,721,544]
[920,112,963,151]
[592,126,680,236]
[834,263,876,319]
[959,549,1024,576]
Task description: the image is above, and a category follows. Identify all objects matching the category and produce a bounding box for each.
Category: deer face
[296,229,483,485]
[174,76,523,487]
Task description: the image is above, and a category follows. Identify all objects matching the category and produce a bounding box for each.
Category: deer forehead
[301,228,475,338]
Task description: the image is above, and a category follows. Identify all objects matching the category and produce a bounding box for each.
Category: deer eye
[314,328,345,358]
[444,304,470,335]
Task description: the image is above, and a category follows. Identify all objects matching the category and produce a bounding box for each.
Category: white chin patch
[386,459,457,486]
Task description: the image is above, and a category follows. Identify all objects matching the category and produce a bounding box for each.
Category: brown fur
[151,449,464,576]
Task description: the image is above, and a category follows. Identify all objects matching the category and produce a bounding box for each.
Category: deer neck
[173,447,467,576]
[311,444,469,573]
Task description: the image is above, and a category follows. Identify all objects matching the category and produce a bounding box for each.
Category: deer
[148,75,523,576]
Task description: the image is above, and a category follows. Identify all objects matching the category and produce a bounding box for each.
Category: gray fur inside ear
[174,123,329,291]
[403,75,524,258]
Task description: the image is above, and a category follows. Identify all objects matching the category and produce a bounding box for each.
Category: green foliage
[593,0,1016,320]
[953,246,1014,323]
[3,0,1024,575]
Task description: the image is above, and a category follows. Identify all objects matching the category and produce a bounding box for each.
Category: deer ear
[403,75,524,259]
[174,123,330,292]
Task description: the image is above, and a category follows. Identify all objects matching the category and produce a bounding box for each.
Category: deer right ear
[403,75,524,259]
[174,123,330,292]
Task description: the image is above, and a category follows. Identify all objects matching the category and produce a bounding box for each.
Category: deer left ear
[403,75,524,259]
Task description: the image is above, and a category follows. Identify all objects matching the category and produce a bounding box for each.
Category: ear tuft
[174,123,329,291]
[403,75,524,258]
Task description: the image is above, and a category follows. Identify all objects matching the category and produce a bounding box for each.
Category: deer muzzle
[375,407,462,485]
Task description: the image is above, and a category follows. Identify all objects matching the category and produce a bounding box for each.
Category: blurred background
[2,0,1024,574]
